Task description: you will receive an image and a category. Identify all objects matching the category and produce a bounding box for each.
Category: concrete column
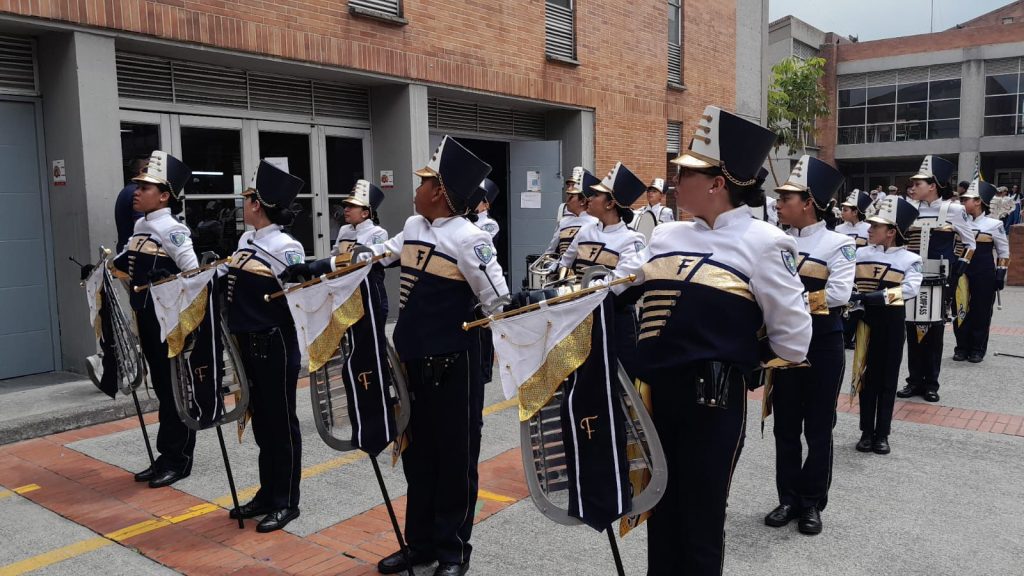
[38,31,122,372]
[545,109,594,181]
[959,59,985,178]
[369,83,429,318]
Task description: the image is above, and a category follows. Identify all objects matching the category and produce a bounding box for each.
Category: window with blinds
[668,0,682,85]
[545,0,577,62]
[667,122,681,153]
[349,0,401,16]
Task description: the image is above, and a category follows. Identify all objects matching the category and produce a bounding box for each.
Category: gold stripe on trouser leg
[850,320,871,397]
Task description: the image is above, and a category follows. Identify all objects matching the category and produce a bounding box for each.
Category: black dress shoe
[968,353,984,363]
[952,350,967,361]
[148,469,188,488]
[378,549,436,574]
[923,390,940,403]
[434,561,470,576]
[872,436,891,455]
[764,503,798,527]
[855,432,874,453]
[229,500,273,520]
[896,384,921,399]
[797,507,822,535]
[134,466,156,482]
[255,507,300,533]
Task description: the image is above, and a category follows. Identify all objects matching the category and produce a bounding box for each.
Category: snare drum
[527,254,559,289]
[905,274,947,323]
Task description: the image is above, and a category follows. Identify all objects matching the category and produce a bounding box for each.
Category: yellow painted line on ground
[0,484,41,501]
[477,489,516,503]
[0,396,520,575]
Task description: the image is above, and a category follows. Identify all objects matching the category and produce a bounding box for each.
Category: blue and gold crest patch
[371,232,387,245]
[474,243,494,264]
[781,250,798,276]
[169,231,188,247]
[841,245,857,262]
[285,251,304,265]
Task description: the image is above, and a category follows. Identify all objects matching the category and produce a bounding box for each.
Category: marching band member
[636,177,675,224]
[370,136,508,576]
[474,178,501,239]
[850,197,922,454]
[836,189,873,349]
[542,167,598,258]
[110,151,197,488]
[330,179,390,318]
[765,156,854,536]
[559,162,647,381]
[223,161,307,532]
[615,106,811,575]
[953,179,1011,363]
[898,156,976,403]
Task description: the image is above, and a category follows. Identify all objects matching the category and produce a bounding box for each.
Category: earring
[708,189,714,194]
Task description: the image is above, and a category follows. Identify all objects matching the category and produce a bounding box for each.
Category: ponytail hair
[264,204,296,227]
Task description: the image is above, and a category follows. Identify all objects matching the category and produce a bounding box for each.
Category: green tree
[767,56,831,183]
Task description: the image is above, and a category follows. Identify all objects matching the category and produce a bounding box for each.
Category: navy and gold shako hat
[960,178,998,206]
[867,196,919,238]
[344,179,385,211]
[133,150,192,199]
[910,155,955,188]
[479,178,500,204]
[671,105,777,187]
[566,166,600,198]
[415,135,492,214]
[842,189,873,214]
[242,160,305,209]
[591,162,646,208]
[775,155,845,210]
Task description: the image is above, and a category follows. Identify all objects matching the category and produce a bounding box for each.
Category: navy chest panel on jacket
[225,249,292,333]
[558,226,583,256]
[907,220,958,261]
[636,251,763,374]
[114,234,180,311]
[970,233,996,273]
[573,242,621,274]
[796,253,829,293]
[394,240,474,359]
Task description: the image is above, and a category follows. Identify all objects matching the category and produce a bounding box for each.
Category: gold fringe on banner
[166,287,208,358]
[307,290,365,372]
[517,314,594,422]
[850,320,871,398]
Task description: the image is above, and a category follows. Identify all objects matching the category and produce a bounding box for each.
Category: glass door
[257,121,319,256]
[174,116,246,260]
[119,110,171,186]
[319,126,371,249]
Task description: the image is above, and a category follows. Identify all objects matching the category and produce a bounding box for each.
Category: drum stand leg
[605,525,625,576]
[130,389,155,467]
[370,457,414,576]
[216,425,244,529]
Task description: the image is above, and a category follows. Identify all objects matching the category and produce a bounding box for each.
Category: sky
[768,0,1015,41]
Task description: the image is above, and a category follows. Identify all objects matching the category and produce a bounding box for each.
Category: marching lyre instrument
[263,251,392,302]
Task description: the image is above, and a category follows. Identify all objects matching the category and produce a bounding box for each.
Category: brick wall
[0,0,737,185]
[1009,225,1024,286]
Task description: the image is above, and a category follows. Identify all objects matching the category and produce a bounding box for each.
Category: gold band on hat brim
[841,200,858,208]
[671,150,718,169]
[774,182,807,193]
[342,196,370,208]
[415,167,438,178]
[910,172,932,180]
[590,182,614,195]
[133,173,171,189]
[866,215,895,226]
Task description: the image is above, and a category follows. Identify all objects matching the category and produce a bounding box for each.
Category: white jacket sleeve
[825,237,856,308]
[902,255,923,301]
[750,234,812,363]
[458,230,509,315]
[950,204,977,253]
[164,222,199,271]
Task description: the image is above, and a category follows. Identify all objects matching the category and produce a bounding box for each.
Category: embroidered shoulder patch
[285,251,305,265]
[168,231,188,247]
[474,243,494,264]
[841,245,857,262]
[482,223,499,234]
[633,241,646,253]
[371,232,387,245]
[911,261,923,273]
[781,250,798,276]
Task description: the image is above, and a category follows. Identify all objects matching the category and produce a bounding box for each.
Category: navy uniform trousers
[402,340,485,565]
[236,326,302,510]
[137,304,196,474]
[953,259,998,359]
[647,366,747,576]
[772,314,845,512]
[904,320,944,393]
[861,308,906,437]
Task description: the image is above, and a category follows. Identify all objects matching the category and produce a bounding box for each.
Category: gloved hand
[79,264,95,281]
[504,289,557,313]
[278,262,312,284]
[949,258,969,287]
[849,290,886,306]
[147,268,173,282]
[996,268,1007,292]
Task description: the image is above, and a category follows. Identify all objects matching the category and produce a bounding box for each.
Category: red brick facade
[0,0,737,183]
